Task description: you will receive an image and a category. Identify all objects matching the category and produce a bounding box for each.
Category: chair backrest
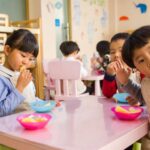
[0,14,9,26]
[43,59,56,88]
[48,59,82,100]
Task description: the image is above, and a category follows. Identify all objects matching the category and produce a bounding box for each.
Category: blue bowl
[113,93,130,103]
[30,99,56,113]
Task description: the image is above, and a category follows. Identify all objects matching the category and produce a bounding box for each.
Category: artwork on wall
[119,16,129,21]
[55,19,60,27]
[83,0,106,6]
[55,1,63,9]
[87,22,95,43]
[47,2,54,13]
[100,9,108,27]
[132,1,147,14]
[73,0,81,26]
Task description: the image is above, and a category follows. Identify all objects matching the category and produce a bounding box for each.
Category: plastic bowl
[30,99,56,113]
[111,106,143,120]
[113,93,130,103]
[17,113,52,130]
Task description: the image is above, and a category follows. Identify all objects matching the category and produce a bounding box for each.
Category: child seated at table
[0,29,39,117]
[102,32,142,98]
[91,40,110,75]
[85,40,110,95]
[120,25,150,149]
[60,41,88,94]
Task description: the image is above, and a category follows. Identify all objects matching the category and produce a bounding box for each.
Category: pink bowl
[111,106,143,120]
[17,113,52,130]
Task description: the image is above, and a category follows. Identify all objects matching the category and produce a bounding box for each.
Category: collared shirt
[0,66,35,116]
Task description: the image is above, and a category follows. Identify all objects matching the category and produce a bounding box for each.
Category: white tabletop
[0,96,148,150]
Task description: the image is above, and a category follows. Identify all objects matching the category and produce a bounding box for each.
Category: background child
[102,33,129,98]
[86,40,110,95]
[102,32,141,98]
[60,41,88,94]
[0,29,39,116]
[91,40,110,75]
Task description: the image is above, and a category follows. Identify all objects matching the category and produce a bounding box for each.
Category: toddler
[60,41,88,94]
[0,29,39,116]
[102,32,141,98]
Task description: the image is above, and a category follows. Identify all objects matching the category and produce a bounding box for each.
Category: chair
[43,60,56,100]
[48,59,88,100]
[0,13,9,26]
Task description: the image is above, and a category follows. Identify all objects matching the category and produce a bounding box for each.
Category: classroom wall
[28,0,57,60]
[114,0,150,32]
[0,0,26,21]
[27,0,150,69]
[70,0,110,70]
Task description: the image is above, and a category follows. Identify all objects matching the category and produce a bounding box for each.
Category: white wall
[70,0,110,70]
[28,0,57,61]
[115,0,150,32]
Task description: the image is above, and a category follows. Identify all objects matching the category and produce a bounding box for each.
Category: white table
[0,96,148,150]
[82,75,104,96]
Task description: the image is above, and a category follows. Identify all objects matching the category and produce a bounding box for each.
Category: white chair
[48,59,88,100]
[43,59,56,100]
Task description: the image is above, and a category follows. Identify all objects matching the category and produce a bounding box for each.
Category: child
[86,40,110,95]
[91,40,110,75]
[102,32,141,98]
[0,29,39,117]
[121,25,150,150]
[60,41,88,94]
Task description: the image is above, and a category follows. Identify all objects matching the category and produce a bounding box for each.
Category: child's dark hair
[5,29,39,57]
[60,41,80,56]
[111,32,129,42]
[96,40,110,57]
[122,25,150,68]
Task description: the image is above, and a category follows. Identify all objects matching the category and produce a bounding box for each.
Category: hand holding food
[20,65,26,72]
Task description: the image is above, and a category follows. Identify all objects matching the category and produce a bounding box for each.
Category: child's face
[4,46,35,71]
[133,42,150,77]
[110,39,125,62]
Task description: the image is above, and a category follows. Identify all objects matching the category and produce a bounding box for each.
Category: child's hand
[16,69,33,93]
[106,61,119,76]
[116,67,131,85]
[75,55,82,62]
[126,96,140,106]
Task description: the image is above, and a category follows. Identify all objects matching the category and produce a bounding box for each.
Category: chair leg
[132,142,141,150]
[44,87,50,100]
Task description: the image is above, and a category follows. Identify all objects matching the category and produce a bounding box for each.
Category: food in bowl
[17,113,52,130]
[115,106,141,114]
[30,99,56,113]
[111,106,143,120]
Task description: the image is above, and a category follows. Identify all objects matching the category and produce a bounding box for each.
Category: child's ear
[4,45,11,56]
